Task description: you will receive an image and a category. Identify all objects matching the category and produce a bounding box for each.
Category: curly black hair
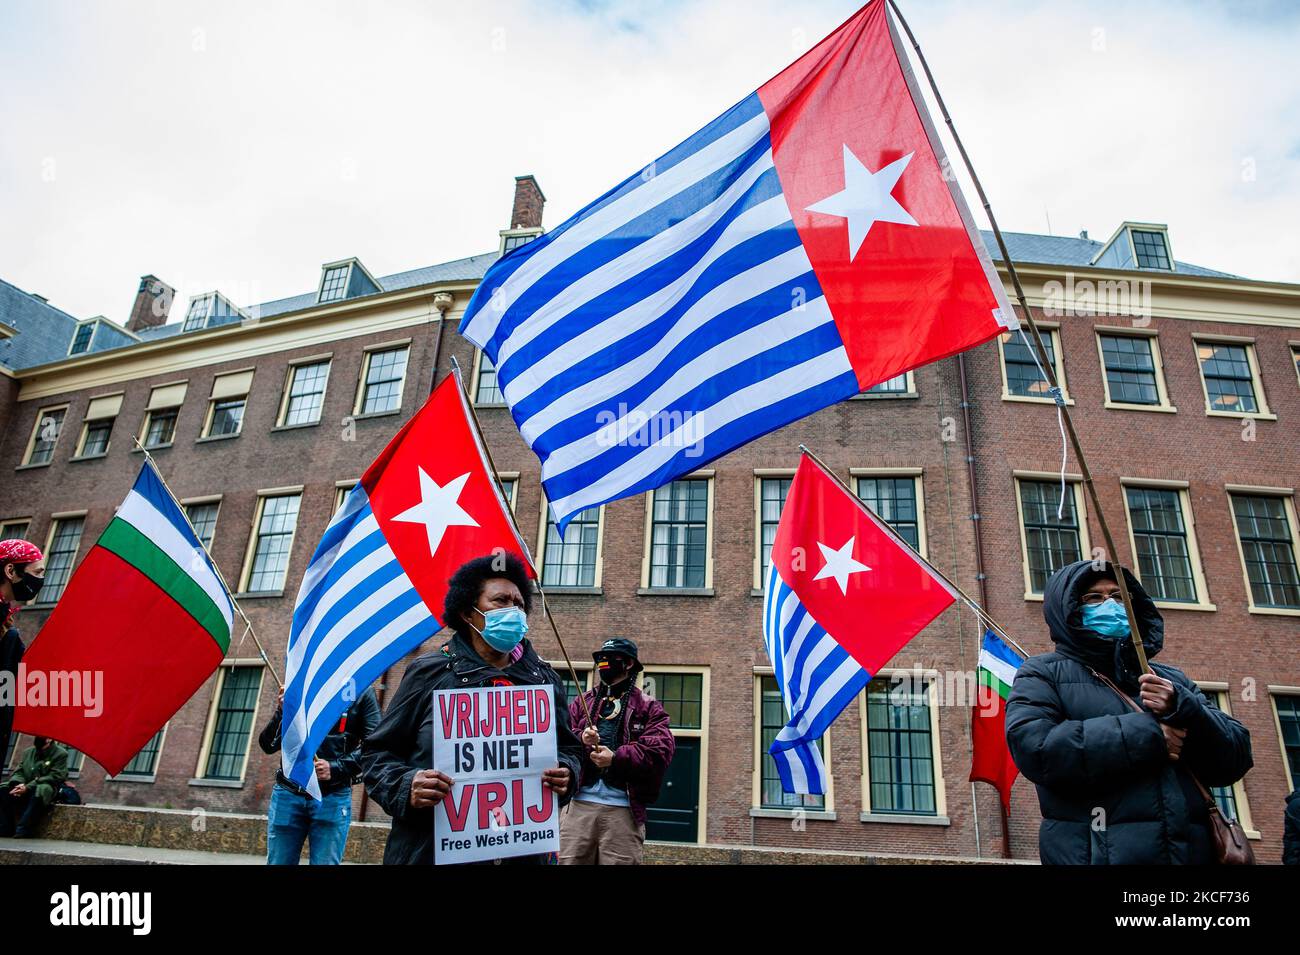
[442,551,533,638]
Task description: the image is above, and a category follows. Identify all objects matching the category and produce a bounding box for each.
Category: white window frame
[237,488,304,595]
[852,370,917,400]
[753,469,796,592]
[850,467,928,559]
[275,355,333,428]
[181,496,223,553]
[38,511,88,606]
[1195,683,1259,840]
[1095,328,1176,413]
[202,368,255,439]
[73,392,123,460]
[470,348,507,408]
[353,340,411,417]
[536,495,605,591]
[997,323,1072,404]
[639,472,715,593]
[751,667,836,819]
[109,723,169,783]
[193,661,265,785]
[1224,485,1300,617]
[1121,478,1215,611]
[334,480,359,514]
[1013,472,1092,601]
[1192,334,1275,420]
[21,404,69,467]
[859,669,949,824]
[1269,687,1300,793]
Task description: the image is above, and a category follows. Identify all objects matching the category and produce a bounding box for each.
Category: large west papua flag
[764,454,957,794]
[280,373,533,797]
[461,0,1015,531]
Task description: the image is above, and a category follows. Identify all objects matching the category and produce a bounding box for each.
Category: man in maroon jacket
[560,638,675,864]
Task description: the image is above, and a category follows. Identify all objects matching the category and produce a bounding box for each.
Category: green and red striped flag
[14,459,233,775]
[969,629,1024,811]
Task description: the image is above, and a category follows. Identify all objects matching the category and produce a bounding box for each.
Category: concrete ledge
[31,804,1030,865]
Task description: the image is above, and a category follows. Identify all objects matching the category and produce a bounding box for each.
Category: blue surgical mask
[1081,600,1131,638]
[473,606,528,653]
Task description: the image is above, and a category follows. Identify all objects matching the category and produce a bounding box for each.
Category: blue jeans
[266,784,352,865]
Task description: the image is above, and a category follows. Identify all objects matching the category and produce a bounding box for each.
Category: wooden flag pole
[798,444,1030,659]
[448,356,596,729]
[886,0,1150,672]
[131,436,283,687]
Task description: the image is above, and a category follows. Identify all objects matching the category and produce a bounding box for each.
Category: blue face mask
[1081,599,1131,638]
[473,606,528,653]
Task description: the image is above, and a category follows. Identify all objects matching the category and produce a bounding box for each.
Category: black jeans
[0,787,49,837]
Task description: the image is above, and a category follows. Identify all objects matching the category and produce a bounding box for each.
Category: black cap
[593,637,641,670]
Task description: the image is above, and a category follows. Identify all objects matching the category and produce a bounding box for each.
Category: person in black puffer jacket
[1006,559,1252,865]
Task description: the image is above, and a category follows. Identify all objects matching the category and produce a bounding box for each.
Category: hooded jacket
[360,633,584,865]
[1005,560,1253,865]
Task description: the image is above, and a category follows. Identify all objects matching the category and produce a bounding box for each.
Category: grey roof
[0,234,1243,374]
[979,230,1238,279]
[0,278,81,371]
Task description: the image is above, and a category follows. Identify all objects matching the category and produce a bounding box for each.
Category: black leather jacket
[259,687,381,797]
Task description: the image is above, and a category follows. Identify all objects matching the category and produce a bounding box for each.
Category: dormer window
[318,266,350,303]
[500,228,542,256]
[315,258,380,305]
[68,321,95,356]
[1131,229,1171,270]
[182,296,213,332]
[1091,222,1175,272]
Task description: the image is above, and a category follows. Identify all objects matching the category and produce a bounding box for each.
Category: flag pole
[130,436,283,687]
[448,356,595,729]
[797,444,1029,659]
[885,0,1149,673]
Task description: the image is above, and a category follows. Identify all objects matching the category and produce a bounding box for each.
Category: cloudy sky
[2,0,1297,322]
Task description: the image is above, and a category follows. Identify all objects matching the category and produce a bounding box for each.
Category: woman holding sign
[361,553,584,865]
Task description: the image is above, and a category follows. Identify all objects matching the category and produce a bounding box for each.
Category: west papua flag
[279,371,534,797]
[763,453,957,794]
[460,0,1015,531]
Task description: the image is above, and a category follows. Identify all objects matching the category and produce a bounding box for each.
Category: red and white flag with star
[279,371,533,796]
[762,453,956,794]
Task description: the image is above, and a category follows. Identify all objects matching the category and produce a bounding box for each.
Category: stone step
[26,804,1024,865]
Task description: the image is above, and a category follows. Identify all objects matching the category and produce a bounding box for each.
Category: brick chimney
[510,175,546,230]
[127,275,174,332]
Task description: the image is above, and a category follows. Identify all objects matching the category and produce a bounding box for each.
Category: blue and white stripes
[762,562,872,795]
[280,483,440,797]
[461,93,859,531]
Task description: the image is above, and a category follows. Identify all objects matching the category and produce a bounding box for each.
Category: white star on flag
[392,468,479,557]
[813,535,871,595]
[806,145,918,260]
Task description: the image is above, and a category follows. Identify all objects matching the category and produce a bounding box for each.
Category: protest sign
[431,684,560,864]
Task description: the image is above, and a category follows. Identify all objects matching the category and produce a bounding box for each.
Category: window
[182,296,212,332]
[643,671,703,729]
[861,372,913,397]
[497,476,517,513]
[474,351,505,405]
[855,475,922,552]
[1230,493,1300,610]
[184,501,220,551]
[279,360,330,426]
[65,747,85,777]
[41,516,85,602]
[75,394,122,458]
[200,666,263,780]
[1000,327,1067,401]
[203,370,253,438]
[1017,478,1086,595]
[140,382,187,449]
[1292,345,1300,389]
[863,677,939,816]
[318,265,350,303]
[0,520,30,541]
[502,231,539,253]
[68,322,94,355]
[1195,340,1268,417]
[334,482,358,513]
[756,675,825,810]
[646,479,711,590]
[1098,333,1170,409]
[242,493,301,593]
[1131,229,1172,270]
[118,727,166,778]
[540,504,601,588]
[1125,486,1201,604]
[1274,695,1300,791]
[756,475,792,588]
[357,346,409,415]
[23,406,67,466]
[555,664,592,706]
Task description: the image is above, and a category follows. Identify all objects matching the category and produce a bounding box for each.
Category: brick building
[2,181,1297,861]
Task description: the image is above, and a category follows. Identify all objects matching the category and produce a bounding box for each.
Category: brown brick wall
[2,291,1295,863]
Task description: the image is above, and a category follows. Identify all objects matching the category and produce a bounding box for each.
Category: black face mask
[597,658,630,685]
[10,571,43,603]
